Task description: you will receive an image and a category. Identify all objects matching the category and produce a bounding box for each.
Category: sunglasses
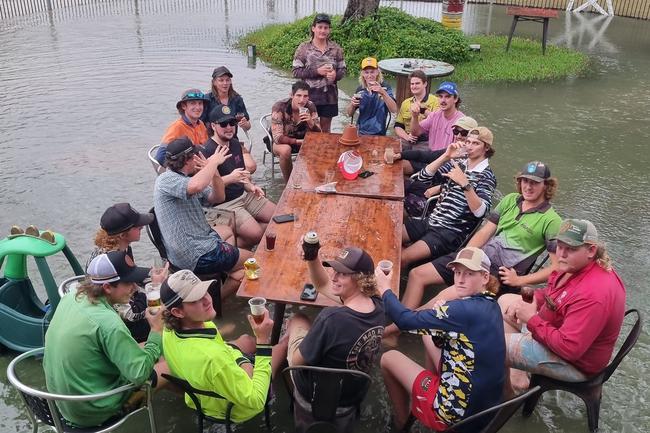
[184,92,205,99]
[218,119,238,128]
[452,128,469,137]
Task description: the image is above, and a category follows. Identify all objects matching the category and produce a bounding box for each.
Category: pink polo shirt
[419,109,465,151]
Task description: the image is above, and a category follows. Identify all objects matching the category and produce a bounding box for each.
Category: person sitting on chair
[394,70,439,151]
[155,88,209,165]
[44,251,167,427]
[153,137,252,298]
[401,127,496,269]
[345,57,398,136]
[270,80,322,182]
[499,219,626,395]
[379,247,505,432]
[202,105,275,248]
[284,246,385,407]
[161,270,288,423]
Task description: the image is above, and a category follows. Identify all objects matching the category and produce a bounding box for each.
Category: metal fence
[1,0,649,21]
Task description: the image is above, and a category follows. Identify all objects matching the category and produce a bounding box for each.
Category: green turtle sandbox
[0,226,83,352]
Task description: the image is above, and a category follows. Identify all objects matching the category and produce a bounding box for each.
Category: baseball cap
[208,104,236,124]
[361,57,378,69]
[468,127,494,146]
[212,66,233,79]
[100,203,154,236]
[160,270,213,308]
[551,219,599,247]
[87,251,150,284]
[165,137,198,160]
[337,150,363,180]
[435,81,459,97]
[452,116,478,131]
[517,161,551,182]
[447,247,491,273]
[175,88,207,110]
[323,247,374,275]
[313,13,331,25]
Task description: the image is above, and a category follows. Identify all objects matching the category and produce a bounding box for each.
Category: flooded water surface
[0,1,649,432]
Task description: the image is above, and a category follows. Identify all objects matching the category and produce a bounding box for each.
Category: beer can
[244,258,260,280]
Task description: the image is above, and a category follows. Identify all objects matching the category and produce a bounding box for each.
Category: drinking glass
[248,297,267,324]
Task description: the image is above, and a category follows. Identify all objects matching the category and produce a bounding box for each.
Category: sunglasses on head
[184,92,205,99]
[452,127,469,137]
[218,119,238,128]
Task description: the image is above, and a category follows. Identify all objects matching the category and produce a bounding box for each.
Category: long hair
[515,176,559,201]
[162,308,183,331]
[94,228,123,250]
[75,278,107,304]
[164,152,191,172]
[358,70,386,88]
[352,273,378,297]
[594,243,613,271]
[210,79,239,100]
[485,274,500,296]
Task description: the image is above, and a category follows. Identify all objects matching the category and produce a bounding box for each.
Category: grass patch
[239,7,589,83]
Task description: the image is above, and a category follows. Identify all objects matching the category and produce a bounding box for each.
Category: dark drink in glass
[266,231,276,251]
[521,287,535,303]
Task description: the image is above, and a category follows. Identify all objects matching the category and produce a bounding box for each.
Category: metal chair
[148,145,165,175]
[145,207,223,317]
[282,365,372,433]
[522,309,642,432]
[7,347,156,433]
[260,113,299,174]
[161,373,270,433]
[56,275,85,299]
[404,385,541,432]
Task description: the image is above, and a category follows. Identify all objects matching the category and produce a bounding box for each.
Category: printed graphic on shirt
[345,325,384,371]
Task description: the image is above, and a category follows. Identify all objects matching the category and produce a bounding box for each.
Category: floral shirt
[292,40,346,107]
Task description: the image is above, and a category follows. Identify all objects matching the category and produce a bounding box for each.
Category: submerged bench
[505,7,559,55]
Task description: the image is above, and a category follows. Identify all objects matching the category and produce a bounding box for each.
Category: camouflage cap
[551,219,599,247]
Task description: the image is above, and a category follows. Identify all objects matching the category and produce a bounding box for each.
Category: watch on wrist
[462,183,473,191]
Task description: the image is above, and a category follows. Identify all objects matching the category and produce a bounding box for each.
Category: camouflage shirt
[292,40,346,107]
[270,98,321,145]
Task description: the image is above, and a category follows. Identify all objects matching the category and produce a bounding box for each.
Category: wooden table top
[236,189,402,307]
[288,131,404,201]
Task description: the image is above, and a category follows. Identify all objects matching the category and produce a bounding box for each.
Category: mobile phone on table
[300,283,318,301]
[359,170,375,178]
[272,214,295,224]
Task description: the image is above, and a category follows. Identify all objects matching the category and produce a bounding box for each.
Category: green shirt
[487,192,562,268]
[162,321,272,422]
[43,293,161,427]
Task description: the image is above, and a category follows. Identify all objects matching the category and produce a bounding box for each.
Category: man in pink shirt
[410,81,465,151]
[499,219,626,394]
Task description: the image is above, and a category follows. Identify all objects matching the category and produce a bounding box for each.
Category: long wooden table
[237,189,402,343]
[288,132,404,201]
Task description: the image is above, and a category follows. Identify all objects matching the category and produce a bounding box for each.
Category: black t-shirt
[295,296,385,405]
[202,137,245,203]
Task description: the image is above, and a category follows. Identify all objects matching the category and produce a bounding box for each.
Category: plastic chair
[260,113,298,174]
[145,207,223,317]
[7,347,156,433]
[161,373,270,433]
[522,309,642,432]
[404,385,541,432]
[282,365,372,433]
[148,145,165,175]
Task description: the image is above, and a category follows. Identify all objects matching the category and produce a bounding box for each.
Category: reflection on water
[0,1,649,432]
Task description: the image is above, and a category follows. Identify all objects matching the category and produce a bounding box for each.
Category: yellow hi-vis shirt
[395,94,439,134]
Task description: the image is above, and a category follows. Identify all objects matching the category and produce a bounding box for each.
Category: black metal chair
[522,309,642,432]
[7,348,156,433]
[282,365,372,433]
[161,373,270,433]
[405,385,541,433]
[146,207,223,317]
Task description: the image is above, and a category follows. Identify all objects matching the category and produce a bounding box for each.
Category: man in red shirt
[499,219,626,394]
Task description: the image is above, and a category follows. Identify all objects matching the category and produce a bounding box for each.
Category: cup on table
[265,231,277,251]
[293,208,302,229]
[146,290,161,314]
[292,173,302,189]
[378,260,393,275]
[248,297,267,324]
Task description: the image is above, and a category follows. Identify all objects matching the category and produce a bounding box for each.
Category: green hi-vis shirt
[489,192,562,266]
[395,93,439,134]
[43,293,161,427]
[162,321,272,423]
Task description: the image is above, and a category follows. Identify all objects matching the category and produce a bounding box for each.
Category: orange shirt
[160,117,208,146]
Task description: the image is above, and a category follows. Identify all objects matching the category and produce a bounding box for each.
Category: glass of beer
[248,297,267,324]
[521,287,535,304]
[146,290,161,314]
[265,231,276,251]
[236,112,245,121]
[378,260,393,275]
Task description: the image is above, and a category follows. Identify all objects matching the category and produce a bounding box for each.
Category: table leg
[395,75,410,107]
[271,302,286,345]
[542,18,549,55]
[506,16,519,52]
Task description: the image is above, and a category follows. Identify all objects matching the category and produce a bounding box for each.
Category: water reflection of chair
[7,347,157,433]
[522,309,642,433]
[282,365,371,433]
[260,113,299,175]
[161,373,271,433]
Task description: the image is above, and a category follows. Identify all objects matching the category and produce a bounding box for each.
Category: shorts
[287,324,310,367]
[194,242,239,275]
[411,370,448,431]
[431,252,456,286]
[206,192,270,228]
[400,140,430,152]
[507,330,588,382]
[316,103,338,118]
[404,219,463,259]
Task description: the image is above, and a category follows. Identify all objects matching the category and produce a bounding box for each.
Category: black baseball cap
[100,203,154,236]
[313,13,331,25]
[212,66,233,79]
[87,251,150,284]
[517,161,551,182]
[165,137,198,160]
[208,104,236,124]
[323,247,374,275]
